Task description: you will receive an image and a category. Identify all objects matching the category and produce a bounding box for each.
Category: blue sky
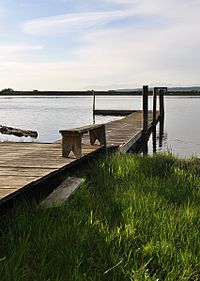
[0,0,200,90]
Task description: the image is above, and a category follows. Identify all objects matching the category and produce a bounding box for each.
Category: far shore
[1,90,200,96]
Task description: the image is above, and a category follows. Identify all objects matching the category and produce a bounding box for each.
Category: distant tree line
[1,88,200,96]
[1,88,14,94]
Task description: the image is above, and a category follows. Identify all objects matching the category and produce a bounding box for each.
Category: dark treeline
[1,88,200,96]
[0,90,141,96]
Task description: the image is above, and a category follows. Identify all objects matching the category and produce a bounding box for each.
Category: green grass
[0,153,200,280]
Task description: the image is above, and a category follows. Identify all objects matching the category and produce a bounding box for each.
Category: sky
[0,0,200,90]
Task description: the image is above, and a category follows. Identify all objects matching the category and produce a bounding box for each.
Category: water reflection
[152,127,157,153]
[148,122,168,155]
[159,117,165,148]
[142,134,148,155]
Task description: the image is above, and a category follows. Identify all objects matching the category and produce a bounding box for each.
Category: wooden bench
[59,124,106,158]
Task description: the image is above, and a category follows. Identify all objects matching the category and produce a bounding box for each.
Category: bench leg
[89,125,106,146]
[62,135,82,158]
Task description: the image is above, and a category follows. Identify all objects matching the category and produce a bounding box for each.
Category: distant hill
[115,86,200,95]
[116,86,200,92]
[168,86,200,91]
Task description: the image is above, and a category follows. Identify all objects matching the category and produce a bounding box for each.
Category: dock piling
[92,90,96,124]
[142,85,149,154]
[159,88,167,147]
[159,88,164,119]
[153,87,158,124]
[142,85,148,134]
[152,127,157,153]
[159,89,164,147]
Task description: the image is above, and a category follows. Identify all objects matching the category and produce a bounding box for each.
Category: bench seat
[59,124,106,158]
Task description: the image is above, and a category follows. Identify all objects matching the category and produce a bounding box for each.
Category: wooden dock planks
[0,142,102,200]
[0,111,159,202]
[105,110,156,150]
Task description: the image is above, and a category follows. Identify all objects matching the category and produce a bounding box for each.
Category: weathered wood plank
[40,177,84,208]
[120,131,143,153]
[94,109,136,116]
[0,168,55,177]
[0,110,160,204]
[0,176,40,187]
[0,189,19,198]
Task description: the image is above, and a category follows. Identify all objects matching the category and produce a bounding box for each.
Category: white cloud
[1,0,200,89]
[0,44,43,62]
[102,0,134,5]
[1,23,200,90]
[22,9,137,36]
[0,44,42,52]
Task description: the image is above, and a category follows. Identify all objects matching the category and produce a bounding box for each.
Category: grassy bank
[0,153,200,280]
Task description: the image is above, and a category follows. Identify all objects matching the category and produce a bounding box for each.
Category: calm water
[0,95,199,158]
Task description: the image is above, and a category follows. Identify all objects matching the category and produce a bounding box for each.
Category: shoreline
[1,90,200,96]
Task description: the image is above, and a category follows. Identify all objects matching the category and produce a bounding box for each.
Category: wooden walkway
[0,111,158,204]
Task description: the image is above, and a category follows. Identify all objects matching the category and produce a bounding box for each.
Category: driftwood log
[0,125,38,138]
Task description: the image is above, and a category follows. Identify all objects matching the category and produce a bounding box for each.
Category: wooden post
[159,88,164,119]
[92,90,95,124]
[142,85,148,155]
[152,127,157,153]
[142,85,148,134]
[153,87,157,124]
[159,116,164,148]
[158,88,165,148]
[93,90,96,112]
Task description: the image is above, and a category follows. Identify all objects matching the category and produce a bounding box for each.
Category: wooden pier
[0,86,166,210]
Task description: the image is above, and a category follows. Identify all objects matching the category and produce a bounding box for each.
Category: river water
[0,95,199,158]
